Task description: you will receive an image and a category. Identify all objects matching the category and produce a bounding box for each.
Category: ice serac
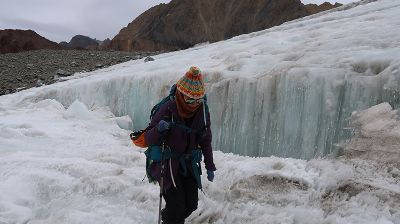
[26,60,400,160]
[207,62,400,159]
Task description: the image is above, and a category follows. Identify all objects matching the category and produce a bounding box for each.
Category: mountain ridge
[108,0,342,52]
[0,29,62,54]
[0,1,342,54]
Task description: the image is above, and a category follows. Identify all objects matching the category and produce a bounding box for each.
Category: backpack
[130,84,209,148]
[130,84,177,148]
[130,84,209,189]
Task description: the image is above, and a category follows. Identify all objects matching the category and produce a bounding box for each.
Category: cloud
[0,0,170,42]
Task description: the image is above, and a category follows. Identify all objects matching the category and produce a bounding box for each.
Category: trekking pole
[158,136,166,224]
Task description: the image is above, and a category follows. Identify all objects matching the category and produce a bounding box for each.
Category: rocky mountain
[99,38,111,50]
[60,35,100,50]
[0,1,342,54]
[305,2,343,14]
[109,0,342,52]
[0,29,62,54]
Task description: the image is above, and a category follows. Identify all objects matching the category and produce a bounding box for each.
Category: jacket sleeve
[144,104,169,145]
[199,109,216,171]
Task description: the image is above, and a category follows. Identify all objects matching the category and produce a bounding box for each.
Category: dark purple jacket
[145,99,216,190]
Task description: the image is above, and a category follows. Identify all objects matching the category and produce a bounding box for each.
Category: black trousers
[161,172,198,224]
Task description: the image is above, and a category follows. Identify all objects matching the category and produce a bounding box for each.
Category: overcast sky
[0,0,356,43]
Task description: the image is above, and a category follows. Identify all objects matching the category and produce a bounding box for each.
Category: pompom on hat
[176,66,205,99]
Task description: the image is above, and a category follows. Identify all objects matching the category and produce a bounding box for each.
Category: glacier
[3,0,400,160]
[1,0,400,223]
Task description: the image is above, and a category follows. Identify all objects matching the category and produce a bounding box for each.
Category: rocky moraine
[0,50,159,95]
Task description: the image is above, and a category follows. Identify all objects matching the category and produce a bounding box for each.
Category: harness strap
[146,145,203,189]
[171,122,204,134]
[176,150,202,189]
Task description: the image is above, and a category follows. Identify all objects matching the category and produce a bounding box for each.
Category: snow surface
[1,0,400,223]
[0,99,399,223]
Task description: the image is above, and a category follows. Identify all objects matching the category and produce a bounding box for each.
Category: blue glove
[207,170,214,182]
[157,120,170,133]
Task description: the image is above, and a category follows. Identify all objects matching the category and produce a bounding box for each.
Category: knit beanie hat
[176,66,205,99]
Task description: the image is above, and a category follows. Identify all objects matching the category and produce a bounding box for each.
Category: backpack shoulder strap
[150,84,177,120]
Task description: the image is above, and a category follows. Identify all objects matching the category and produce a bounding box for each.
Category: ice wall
[207,63,400,159]
[17,59,400,159]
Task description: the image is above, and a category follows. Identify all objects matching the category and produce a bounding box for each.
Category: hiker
[145,66,216,224]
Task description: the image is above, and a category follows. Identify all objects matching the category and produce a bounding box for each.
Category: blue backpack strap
[146,145,182,162]
[144,145,181,183]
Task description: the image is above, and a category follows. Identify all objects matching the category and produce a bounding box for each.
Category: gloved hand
[207,170,214,182]
[157,120,170,133]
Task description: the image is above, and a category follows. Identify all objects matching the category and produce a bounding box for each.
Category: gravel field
[0,50,159,95]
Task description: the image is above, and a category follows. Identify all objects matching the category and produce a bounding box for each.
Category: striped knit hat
[176,66,205,99]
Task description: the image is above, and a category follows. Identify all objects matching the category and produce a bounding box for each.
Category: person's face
[183,95,203,105]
